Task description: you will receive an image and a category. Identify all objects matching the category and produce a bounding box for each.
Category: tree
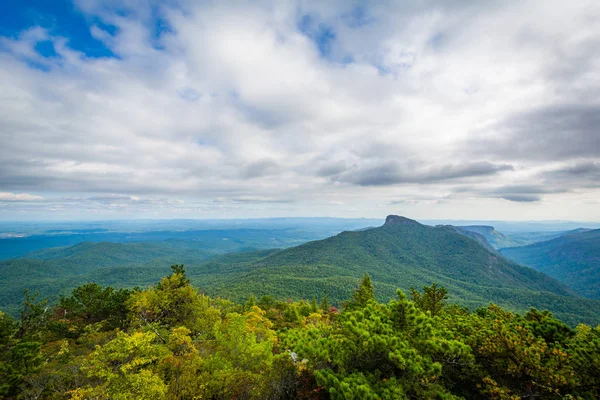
[320,296,330,312]
[282,289,471,399]
[410,283,448,317]
[569,324,600,398]
[19,290,48,339]
[245,294,257,310]
[78,331,169,399]
[53,283,131,336]
[128,267,220,338]
[310,297,318,313]
[344,273,374,310]
[443,304,579,399]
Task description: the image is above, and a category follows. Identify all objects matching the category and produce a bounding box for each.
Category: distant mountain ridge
[438,225,497,253]
[501,228,600,299]
[457,225,522,249]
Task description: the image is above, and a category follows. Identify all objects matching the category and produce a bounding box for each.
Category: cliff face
[384,215,421,227]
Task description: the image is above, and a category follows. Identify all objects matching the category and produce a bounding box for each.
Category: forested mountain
[501,229,600,299]
[189,215,598,326]
[2,216,599,326]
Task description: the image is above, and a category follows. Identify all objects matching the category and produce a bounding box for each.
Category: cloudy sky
[0,0,599,221]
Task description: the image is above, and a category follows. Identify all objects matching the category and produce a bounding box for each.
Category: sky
[0,0,599,221]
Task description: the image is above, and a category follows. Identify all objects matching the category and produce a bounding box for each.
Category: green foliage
[569,324,600,399]
[344,273,375,310]
[1,265,600,399]
[411,283,448,317]
[0,331,43,397]
[19,290,49,340]
[282,289,471,399]
[320,295,330,312]
[79,330,169,399]
[52,283,131,337]
[127,267,221,338]
[442,305,581,399]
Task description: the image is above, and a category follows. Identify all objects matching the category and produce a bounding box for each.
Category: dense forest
[1,265,599,399]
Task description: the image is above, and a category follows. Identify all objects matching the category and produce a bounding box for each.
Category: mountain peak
[384,215,421,226]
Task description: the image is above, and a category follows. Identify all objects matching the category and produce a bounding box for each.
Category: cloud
[333,161,513,186]
[0,192,44,202]
[453,184,571,203]
[498,194,540,203]
[0,0,599,220]
[87,194,141,203]
[471,104,600,161]
[214,196,293,204]
[241,159,281,179]
[541,162,600,187]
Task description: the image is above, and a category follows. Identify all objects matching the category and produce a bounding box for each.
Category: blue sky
[0,0,599,221]
[0,0,114,58]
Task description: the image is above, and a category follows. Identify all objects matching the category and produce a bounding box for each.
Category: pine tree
[344,273,375,310]
[310,297,318,313]
[245,294,257,310]
[320,295,330,312]
[410,283,447,317]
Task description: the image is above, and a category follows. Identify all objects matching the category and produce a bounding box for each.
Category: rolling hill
[501,229,600,299]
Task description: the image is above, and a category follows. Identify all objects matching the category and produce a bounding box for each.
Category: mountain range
[1,215,599,326]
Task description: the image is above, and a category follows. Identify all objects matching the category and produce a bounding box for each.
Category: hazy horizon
[2,216,599,231]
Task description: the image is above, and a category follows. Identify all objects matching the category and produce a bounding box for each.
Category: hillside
[189,216,600,326]
[0,241,224,315]
[501,229,600,299]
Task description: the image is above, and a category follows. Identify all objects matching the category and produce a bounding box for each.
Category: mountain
[2,216,599,326]
[189,215,600,326]
[501,229,600,299]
